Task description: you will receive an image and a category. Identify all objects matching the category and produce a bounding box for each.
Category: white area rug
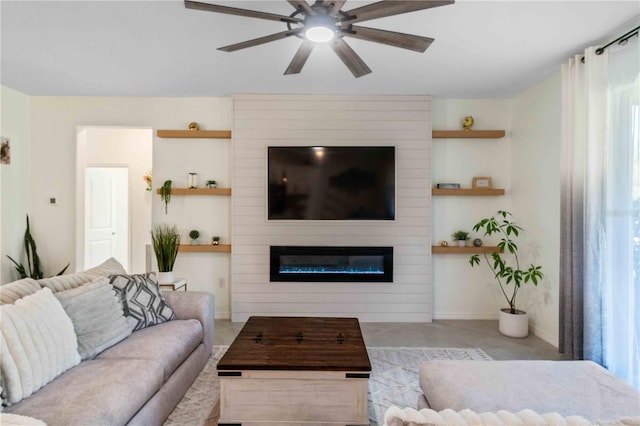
[164,346,491,426]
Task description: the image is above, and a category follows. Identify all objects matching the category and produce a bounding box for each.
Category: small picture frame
[472,176,492,189]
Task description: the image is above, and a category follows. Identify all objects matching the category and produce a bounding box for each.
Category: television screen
[268,146,395,220]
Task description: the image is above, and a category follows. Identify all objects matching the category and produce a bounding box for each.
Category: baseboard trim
[433,312,499,320]
[532,324,558,348]
[215,310,230,320]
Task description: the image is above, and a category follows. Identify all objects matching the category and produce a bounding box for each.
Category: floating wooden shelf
[432,188,505,196]
[156,187,231,196]
[432,130,505,139]
[156,130,232,139]
[179,244,231,253]
[432,246,502,254]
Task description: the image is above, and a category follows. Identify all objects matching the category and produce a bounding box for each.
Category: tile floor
[214,319,563,361]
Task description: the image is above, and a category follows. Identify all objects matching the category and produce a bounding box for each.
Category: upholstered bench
[418,360,640,423]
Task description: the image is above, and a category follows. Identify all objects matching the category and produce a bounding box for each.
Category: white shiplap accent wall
[231,94,431,322]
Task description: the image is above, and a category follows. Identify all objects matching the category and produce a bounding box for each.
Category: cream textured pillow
[85,257,127,277]
[0,278,40,305]
[37,272,94,293]
[0,288,80,405]
[55,277,133,360]
[383,406,595,426]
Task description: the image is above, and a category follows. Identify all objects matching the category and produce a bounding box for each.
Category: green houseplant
[7,215,69,279]
[451,230,469,247]
[469,210,543,337]
[151,223,180,284]
[189,229,200,245]
[159,180,172,214]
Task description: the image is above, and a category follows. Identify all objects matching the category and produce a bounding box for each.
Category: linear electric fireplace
[270,246,393,282]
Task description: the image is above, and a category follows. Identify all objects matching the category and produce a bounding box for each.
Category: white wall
[29,97,232,318]
[0,86,30,284]
[20,90,562,338]
[431,99,513,319]
[511,73,561,346]
[231,94,431,322]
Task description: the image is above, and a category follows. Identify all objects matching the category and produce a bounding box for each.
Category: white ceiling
[1,1,638,98]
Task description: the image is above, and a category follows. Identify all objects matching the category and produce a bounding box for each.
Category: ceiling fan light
[305,25,335,43]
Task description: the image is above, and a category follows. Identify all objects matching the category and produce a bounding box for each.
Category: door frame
[76,126,151,272]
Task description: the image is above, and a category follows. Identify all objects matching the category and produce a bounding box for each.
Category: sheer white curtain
[603,37,639,389]
[560,35,640,390]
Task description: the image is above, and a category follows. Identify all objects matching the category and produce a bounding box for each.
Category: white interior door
[85,167,129,270]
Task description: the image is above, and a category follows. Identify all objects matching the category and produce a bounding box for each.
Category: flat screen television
[268,146,395,220]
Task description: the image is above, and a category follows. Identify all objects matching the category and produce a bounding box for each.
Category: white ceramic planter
[157,271,174,284]
[456,240,466,247]
[498,308,529,338]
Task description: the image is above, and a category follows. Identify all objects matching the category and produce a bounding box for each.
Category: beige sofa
[1,260,214,426]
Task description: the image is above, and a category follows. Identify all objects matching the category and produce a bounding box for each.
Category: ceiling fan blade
[287,0,315,15]
[218,30,299,52]
[185,0,302,24]
[343,0,454,24]
[330,38,372,78]
[329,0,347,16]
[284,40,315,75]
[344,25,433,52]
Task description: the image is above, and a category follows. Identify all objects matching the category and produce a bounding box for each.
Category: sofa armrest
[162,291,214,357]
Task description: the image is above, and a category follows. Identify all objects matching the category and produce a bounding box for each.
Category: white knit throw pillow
[0,288,80,405]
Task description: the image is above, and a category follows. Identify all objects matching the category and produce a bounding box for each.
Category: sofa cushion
[54,277,133,360]
[97,319,203,382]
[419,360,640,422]
[0,288,80,405]
[4,358,164,426]
[108,272,175,331]
[0,279,41,305]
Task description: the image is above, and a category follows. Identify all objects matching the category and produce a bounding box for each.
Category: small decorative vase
[212,239,220,246]
[157,271,174,284]
[188,173,198,189]
[456,240,466,247]
[499,308,529,338]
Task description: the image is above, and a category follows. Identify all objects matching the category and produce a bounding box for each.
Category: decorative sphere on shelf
[462,115,474,131]
[440,240,449,247]
[473,238,483,247]
[188,122,200,131]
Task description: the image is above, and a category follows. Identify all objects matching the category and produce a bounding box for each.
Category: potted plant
[189,229,200,245]
[451,230,469,247]
[469,210,543,338]
[151,223,180,284]
[206,180,217,189]
[159,180,172,214]
[211,236,220,246]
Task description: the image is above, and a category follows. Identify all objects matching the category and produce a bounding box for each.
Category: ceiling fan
[184,0,454,78]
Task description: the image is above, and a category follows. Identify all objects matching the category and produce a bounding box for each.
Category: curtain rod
[595,25,639,55]
[581,24,639,63]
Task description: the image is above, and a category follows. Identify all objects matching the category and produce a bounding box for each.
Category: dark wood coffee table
[217,316,371,425]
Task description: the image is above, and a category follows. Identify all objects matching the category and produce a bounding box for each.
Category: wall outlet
[49,197,58,205]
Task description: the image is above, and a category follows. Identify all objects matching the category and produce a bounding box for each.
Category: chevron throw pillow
[108,273,175,331]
